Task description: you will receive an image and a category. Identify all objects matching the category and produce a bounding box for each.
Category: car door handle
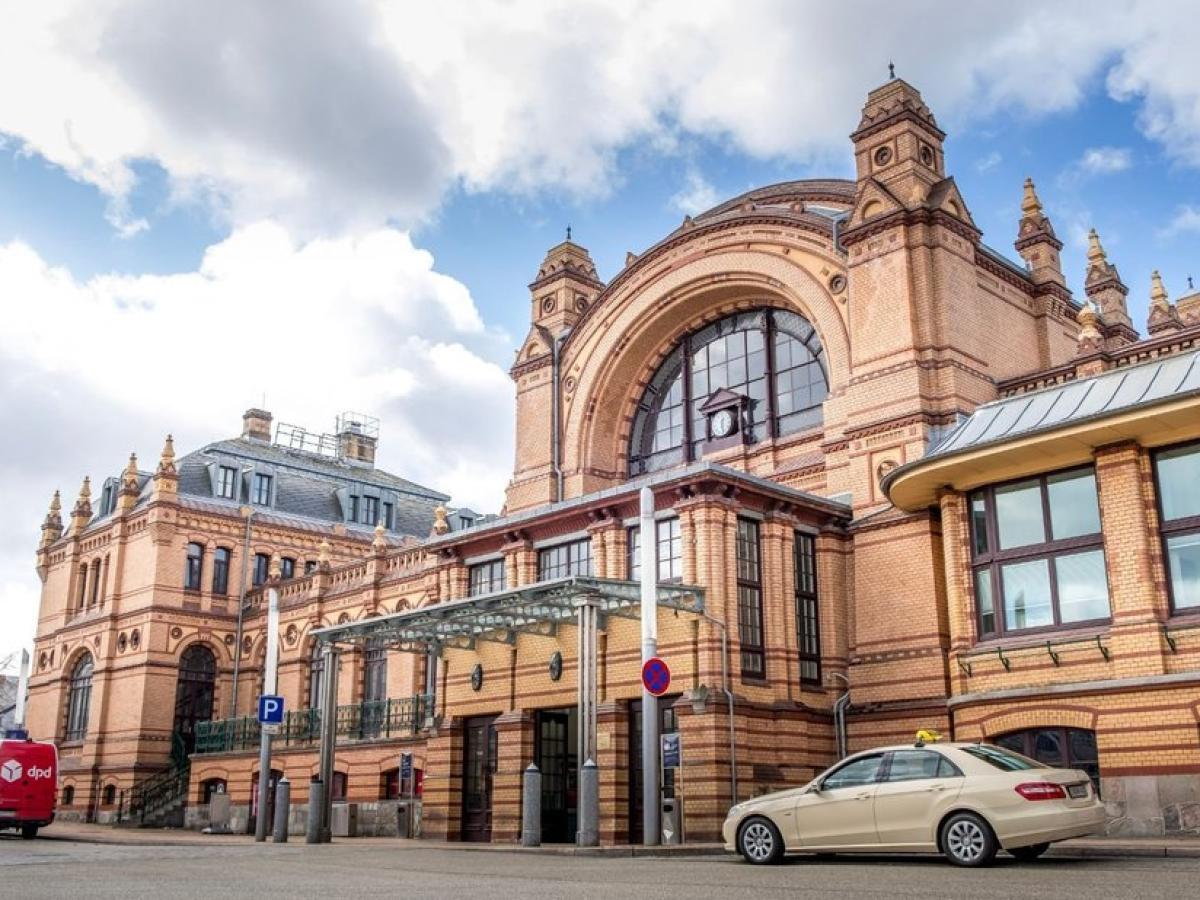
[855,793,872,800]
[926,784,947,792]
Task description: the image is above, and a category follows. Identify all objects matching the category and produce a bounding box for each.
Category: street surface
[2,835,1198,899]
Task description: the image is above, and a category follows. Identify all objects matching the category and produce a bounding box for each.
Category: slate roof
[921,348,1200,462]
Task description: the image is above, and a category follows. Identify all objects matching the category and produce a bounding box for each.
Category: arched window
[62,784,75,805]
[995,727,1100,788]
[212,547,231,595]
[173,645,217,753]
[184,542,204,591]
[308,642,325,709]
[103,783,117,805]
[628,308,828,475]
[89,559,101,607]
[362,639,387,703]
[64,653,94,741]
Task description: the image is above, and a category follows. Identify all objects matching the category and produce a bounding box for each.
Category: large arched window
[629,308,828,475]
[308,642,325,709]
[173,644,217,753]
[184,542,204,591]
[64,653,94,741]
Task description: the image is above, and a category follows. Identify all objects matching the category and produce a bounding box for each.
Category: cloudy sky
[2,0,1199,667]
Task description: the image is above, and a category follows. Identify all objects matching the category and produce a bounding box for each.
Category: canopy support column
[316,643,340,843]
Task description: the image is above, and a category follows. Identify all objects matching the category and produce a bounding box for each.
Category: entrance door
[461,716,497,842]
[173,645,217,755]
[628,696,679,843]
[535,709,577,843]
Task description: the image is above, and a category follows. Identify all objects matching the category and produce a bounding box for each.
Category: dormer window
[217,466,238,500]
[382,502,394,531]
[252,473,272,506]
[363,496,379,526]
[349,495,360,523]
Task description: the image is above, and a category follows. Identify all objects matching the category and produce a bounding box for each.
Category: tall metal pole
[253,559,280,842]
[230,508,255,718]
[639,487,660,846]
[13,648,29,729]
[316,643,340,842]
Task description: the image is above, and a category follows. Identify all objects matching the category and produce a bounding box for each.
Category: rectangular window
[794,531,821,684]
[968,467,1110,638]
[537,538,593,581]
[304,560,318,575]
[252,473,272,506]
[349,495,360,523]
[468,559,506,596]
[736,518,765,678]
[627,518,682,583]
[217,465,238,500]
[212,548,231,595]
[363,496,379,526]
[280,557,295,580]
[382,502,394,531]
[1155,442,1200,611]
[184,543,203,592]
[253,552,270,586]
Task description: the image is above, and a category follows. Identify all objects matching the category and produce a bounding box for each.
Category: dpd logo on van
[1,760,22,782]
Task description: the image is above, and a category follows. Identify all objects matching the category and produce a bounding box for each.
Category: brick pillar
[420,716,464,841]
[596,701,626,844]
[672,696,728,842]
[761,514,795,700]
[1094,442,1169,676]
[938,490,975,700]
[490,709,534,843]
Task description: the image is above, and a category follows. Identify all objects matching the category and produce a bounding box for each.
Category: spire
[1014,177,1064,286]
[70,476,93,532]
[117,452,141,511]
[157,434,176,475]
[1020,177,1042,217]
[1147,270,1183,335]
[40,489,64,549]
[1083,227,1135,342]
[152,434,178,498]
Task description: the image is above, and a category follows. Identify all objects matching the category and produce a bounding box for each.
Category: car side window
[884,750,962,782]
[821,754,883,791]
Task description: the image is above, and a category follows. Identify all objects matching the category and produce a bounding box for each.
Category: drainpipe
[230,507,255,718]
[700,611,737,806]
[830,672,850,760]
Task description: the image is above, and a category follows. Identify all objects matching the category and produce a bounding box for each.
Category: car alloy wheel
[739,817,783,865]
[941,812,997,867]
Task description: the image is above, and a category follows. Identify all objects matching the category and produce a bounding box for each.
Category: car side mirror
[807,781,822,794]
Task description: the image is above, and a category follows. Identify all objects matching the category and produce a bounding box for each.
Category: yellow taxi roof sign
[915,729,942,745]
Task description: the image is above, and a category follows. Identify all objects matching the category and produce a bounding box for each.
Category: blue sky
[2,1,1199,664]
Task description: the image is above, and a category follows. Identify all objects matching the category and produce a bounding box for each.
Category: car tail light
[1015,782,1067,801]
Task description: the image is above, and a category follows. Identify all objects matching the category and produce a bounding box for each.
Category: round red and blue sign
[641,656,671,696]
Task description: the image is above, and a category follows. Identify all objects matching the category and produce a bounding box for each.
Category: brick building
[26,76,1200,840]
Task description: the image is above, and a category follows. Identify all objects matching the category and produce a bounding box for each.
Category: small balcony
[193,696,428,755]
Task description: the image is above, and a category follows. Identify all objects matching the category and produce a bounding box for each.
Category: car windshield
[960,743,1047,771]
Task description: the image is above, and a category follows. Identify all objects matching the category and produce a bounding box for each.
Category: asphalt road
[2,836,1198,900]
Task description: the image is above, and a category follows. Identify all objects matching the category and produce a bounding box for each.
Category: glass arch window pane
[65,654,94,741]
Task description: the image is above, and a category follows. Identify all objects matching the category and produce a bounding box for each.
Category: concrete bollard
[305,779,323,844]
[577,758,599,847]
[521,763,541,847]
[273,777,290,842]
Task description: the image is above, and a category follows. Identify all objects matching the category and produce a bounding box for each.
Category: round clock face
[711,408,737,438]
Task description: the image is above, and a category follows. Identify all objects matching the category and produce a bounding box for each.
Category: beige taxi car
[723,737,1105,866]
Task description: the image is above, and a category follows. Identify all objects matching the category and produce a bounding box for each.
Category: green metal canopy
[311,575,706,652]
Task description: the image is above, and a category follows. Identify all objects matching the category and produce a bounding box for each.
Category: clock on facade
[710,408,737,439]
[698,387,749,454]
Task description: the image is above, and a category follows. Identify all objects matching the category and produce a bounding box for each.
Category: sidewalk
[37,821,1200,859]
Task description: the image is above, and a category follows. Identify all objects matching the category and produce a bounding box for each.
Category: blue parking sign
[258,694,285,725]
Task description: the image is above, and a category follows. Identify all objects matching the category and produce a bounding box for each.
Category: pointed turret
[152,434,178,498]
[70,477,93,533]
[1147,270,1183,335]
[1084,229,1136,344]
[850,77,946,205]
[40,490,63,550]
[118,452,141,511]
[1014,178,1065,287]
[526,229,603,344]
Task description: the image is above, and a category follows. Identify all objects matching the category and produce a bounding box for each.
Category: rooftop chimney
[242,408,273,442]
[336,412,379,467]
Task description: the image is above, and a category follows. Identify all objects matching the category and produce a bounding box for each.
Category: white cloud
[670,168,719,216]
[0,226,514,660]
[1077,146,1134,175]
[975,151,1003,173]
[3,2,1200,234]
[1159,205,1200,238]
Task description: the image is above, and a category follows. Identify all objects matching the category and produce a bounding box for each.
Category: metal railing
[117,733,190,825]
[193,695,427,755]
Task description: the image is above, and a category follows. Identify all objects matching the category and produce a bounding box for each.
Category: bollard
[305,779,324,844]
[273,777,290,842]
[521,763,542,847]
[577,758,598,847]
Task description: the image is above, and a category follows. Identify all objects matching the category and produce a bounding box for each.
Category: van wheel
[738,816,784,865]
[940,812,997,867]
[21,825,38,840]
[1010,842,1049,861]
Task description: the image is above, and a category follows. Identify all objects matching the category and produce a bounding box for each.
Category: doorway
[461,715,497,842]
[535,708,577,843]
[173,644,217,755]
[628,695,680,844]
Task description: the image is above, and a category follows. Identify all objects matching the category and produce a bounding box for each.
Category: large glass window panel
[970,493,989,557]
[1046,471,1101,539]
[822,754,882,790]
[1055,550,1110,622]
[974,570,996,635]
[1167,533,1200,609]
[1157,445,1200,521]
[994,480,1046,549]
[1001,558,1054,630]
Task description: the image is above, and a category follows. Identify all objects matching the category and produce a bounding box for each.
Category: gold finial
[373,521,387,551]
[1020,177,1042,217]
[1086,228,1107,263]
[318,539,332,566]
[1150,270,1170,310]
[1077,299,1102,342]
[432,505,450,536]
[268,554,282,580]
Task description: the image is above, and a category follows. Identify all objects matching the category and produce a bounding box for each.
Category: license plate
[1067,783,1089,799]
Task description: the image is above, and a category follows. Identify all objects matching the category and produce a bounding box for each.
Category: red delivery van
[0,736,58,838]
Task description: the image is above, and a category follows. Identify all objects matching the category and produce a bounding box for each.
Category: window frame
[537,538,594,581]
[252,472,272,506]
[212,547,231,595]
[184,542,204,592]
[468,558,507,596]
[1153,440,1200,617]
[64,654,94,742]
[968,465,1110,639]
[880,749,963,783]
[253,552,270,587]
[626,517,682,583]
[818,752,884,791]
[736,517,765,679]
[794,531,821,685]
[216,465,238,500]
